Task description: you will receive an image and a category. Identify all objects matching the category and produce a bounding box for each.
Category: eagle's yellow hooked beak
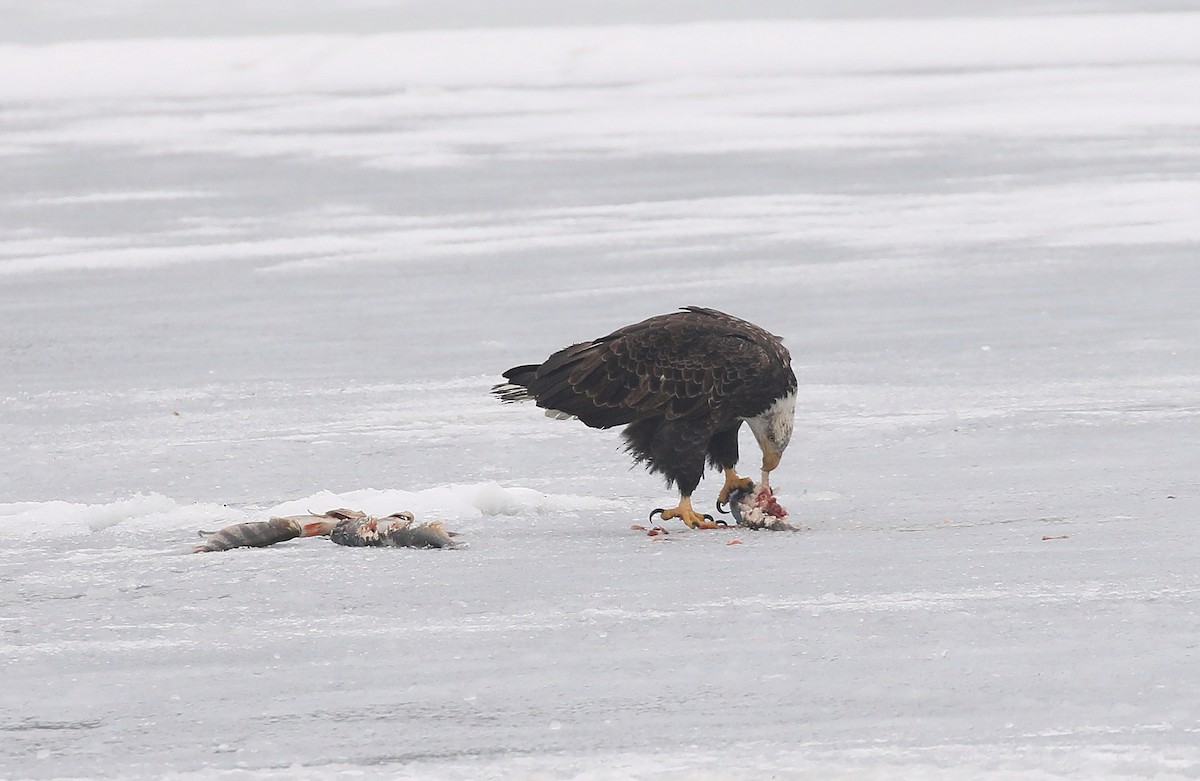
[754,431,783,490]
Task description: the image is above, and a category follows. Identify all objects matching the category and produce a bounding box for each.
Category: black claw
[649,508,666,522]
[714,518,730,527]
[716,498,730,514]
[703,514,715,523]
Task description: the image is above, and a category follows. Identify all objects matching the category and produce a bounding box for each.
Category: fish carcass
[306,511,466,549]
[193,517,304,553]
[192,508,362,553]
[728,483,800,532]
[192,507,466,552]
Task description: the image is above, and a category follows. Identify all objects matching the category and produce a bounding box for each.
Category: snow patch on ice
[0,493,184,539]
[798,490,843,502]
[268,482,617,520]
[143,743,1200,781]
[2,16,1199,102]
[13,189,214,206]
[7,181,1199,277]
[0,483,613,542]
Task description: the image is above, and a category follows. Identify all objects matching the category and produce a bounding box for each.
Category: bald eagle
[492,306,797,528]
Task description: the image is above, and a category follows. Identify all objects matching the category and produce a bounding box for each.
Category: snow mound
[267,482,615,520]
[0,493,195,540]
[0,483,613,541]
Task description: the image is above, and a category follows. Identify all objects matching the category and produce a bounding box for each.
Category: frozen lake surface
[3,3,1200,779]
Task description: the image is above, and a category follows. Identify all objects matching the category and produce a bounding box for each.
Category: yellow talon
[650,496,721,529]
[716,468,754,507]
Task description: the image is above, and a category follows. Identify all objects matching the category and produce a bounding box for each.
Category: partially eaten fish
[727,483,799,532]
[193,508,465,552]
[303,510,466,550]
[334,513,465,549]
[296,507,367,537]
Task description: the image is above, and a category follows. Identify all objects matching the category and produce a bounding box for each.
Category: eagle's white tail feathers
[493,381,575,420]
[493,383,533,403]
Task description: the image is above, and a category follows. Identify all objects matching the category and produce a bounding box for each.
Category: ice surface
[2,2,1200,779]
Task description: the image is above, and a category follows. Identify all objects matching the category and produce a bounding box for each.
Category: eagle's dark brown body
[493,307,797,526]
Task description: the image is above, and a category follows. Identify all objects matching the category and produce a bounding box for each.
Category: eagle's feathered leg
[626,416,721,529]
[706,425,752,513]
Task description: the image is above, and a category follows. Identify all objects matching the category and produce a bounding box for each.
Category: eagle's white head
[745,390,797,487]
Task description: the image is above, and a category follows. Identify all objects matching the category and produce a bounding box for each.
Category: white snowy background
[2,1,1199,779]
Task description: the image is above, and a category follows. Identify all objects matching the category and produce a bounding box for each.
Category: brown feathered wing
[499,308,785,430]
